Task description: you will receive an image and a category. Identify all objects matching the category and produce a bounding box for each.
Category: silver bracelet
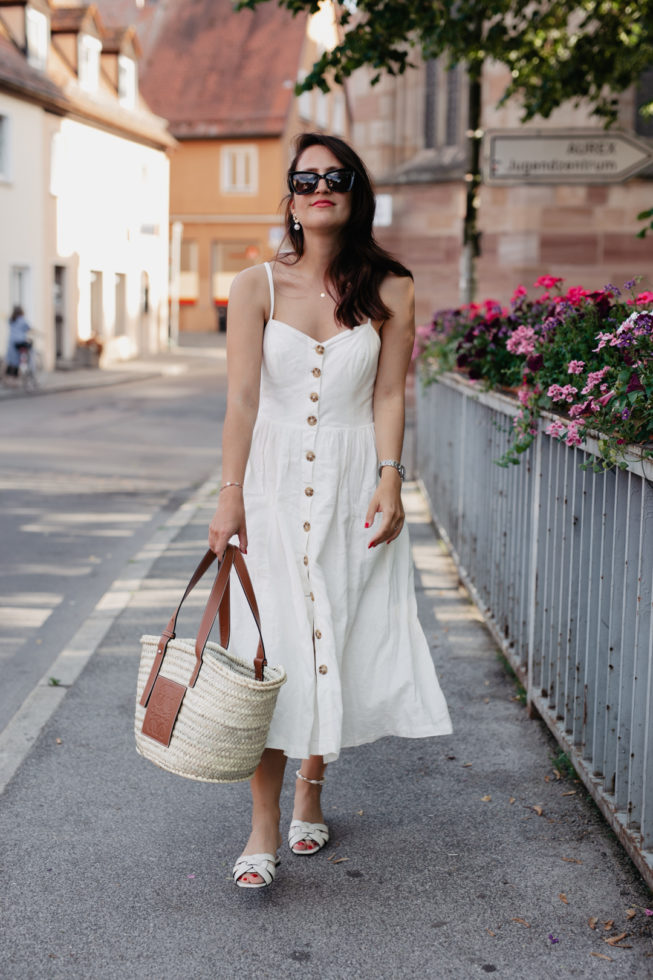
[378,460,406,481]
[219,481,244,492]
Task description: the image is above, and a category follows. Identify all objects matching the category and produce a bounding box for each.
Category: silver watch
[378,459,406,480]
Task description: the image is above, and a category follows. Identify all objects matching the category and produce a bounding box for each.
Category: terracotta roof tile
[0,33,67,107]
[50,8,91,33]
[102,25,142,58]
[133,0,307,138]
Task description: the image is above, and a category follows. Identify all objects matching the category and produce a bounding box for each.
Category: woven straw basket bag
[135,545,286,783]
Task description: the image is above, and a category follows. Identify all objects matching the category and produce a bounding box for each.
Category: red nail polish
[364,522,370,528]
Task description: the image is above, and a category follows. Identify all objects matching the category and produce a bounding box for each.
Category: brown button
[307,416,317,426]
[305,487,314,497]
[318,664,328,675]
[303,555,309,566]
[306,451,315,462]
[315,630,322,639]
[312,367,321,378]
[303,521,311,532]
[315,344,325,355]
[309,392,319,402]
[309,592,315,601]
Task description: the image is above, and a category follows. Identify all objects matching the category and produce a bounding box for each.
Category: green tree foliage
[237,0,653,125]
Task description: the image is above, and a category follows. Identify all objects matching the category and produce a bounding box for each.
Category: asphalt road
[0,344,227,731]
[1,342,652,978]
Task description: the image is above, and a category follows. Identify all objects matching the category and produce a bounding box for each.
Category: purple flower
[603,282,621,297]
[526,353,544,372]
[622,408,631,420]
[626,372,644,393]
[624,278,637,291]
[548,934,560,944]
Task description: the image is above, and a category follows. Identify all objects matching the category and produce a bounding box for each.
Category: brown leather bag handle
[192,545,266,684]
[139,546,266,709]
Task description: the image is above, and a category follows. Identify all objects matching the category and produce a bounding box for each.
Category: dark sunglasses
[288,168,355,195]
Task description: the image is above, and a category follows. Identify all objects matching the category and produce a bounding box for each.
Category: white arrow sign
[483,129,653,184]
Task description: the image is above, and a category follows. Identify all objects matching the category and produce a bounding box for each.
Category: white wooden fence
[416,372,653,888]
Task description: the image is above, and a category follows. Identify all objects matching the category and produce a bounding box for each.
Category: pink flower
[506,325,537,356]
[565,421,583,448]
[582,367,610,394]
[547,383,578,404]
[416,324,432,340]
[566,286,589,304]
[568,403,587,418]
[534,275,563,289]
[597,390,615,407]
[635,291,653,305]
[545,420,566,439]
[511,285,528,303]
[517,386,531,406]
[593,331,613,351]
[567,360,585,374]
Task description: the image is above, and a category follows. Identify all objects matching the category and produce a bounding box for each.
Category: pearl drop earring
[292,216,301,231]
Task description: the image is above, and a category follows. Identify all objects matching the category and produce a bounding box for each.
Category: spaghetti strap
[263,262,275,320]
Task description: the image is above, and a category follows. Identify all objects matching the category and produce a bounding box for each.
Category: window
[0,115,9,180]
[211,241,259,306]
[332,91,346,136]
[315,90,328,129]
[297,70,312,122]
[221,146,258,194]
[78,34,101,93]
[424,60,438,149]
[180,240,199,302]
[26,7,49,71]
[445,65,460,147]
[11,266,31,319]
[118,55,137,109]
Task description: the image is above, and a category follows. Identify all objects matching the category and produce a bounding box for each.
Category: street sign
[483,129,653,184]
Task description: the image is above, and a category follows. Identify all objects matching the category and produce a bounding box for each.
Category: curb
[0,469,220,796]
[0,369,165,400]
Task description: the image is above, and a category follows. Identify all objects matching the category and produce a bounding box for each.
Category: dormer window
[118,55,137,109]
[78,33,101,93]
[26,6,49,71]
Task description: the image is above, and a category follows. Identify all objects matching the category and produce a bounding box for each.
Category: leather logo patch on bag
[141,675,186,746]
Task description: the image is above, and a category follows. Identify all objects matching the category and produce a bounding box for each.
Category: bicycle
[15,336,42,390]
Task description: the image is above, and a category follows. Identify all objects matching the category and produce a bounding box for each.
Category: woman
[208,133,452,888]
[4,306,32,380]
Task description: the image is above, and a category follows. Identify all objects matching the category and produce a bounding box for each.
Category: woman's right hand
[208,488,248,558]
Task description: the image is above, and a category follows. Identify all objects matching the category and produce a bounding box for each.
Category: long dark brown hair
[280,132,412,328]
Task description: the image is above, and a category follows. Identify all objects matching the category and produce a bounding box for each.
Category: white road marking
[0,470,220,795]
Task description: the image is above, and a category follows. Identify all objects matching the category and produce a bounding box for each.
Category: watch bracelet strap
[378,459,405,479]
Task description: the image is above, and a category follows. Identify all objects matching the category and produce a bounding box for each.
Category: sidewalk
[0,333,226,399]
[0,481,651,979]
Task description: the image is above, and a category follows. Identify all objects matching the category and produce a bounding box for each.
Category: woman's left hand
[364,476,405,548]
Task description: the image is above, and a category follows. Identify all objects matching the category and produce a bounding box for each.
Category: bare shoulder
[229,263,271,316]
[380,272,414,318]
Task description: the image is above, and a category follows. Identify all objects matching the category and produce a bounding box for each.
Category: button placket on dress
[300,343,326,664]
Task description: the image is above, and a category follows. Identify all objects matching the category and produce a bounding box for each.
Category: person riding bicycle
[4,306,33,379]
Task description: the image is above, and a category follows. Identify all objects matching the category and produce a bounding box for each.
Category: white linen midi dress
[228,262,452,763]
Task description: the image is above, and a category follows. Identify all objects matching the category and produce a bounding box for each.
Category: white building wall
[49,117,170,364]
[0,92,46,366]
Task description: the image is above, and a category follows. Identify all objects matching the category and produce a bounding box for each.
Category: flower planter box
[417,372,653,888]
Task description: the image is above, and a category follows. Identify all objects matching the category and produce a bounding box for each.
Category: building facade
[350,54,653,323]
[0,0,173,370]
[97,0,349,333]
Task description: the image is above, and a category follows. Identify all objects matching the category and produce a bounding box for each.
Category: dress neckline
[266,317,379,347]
